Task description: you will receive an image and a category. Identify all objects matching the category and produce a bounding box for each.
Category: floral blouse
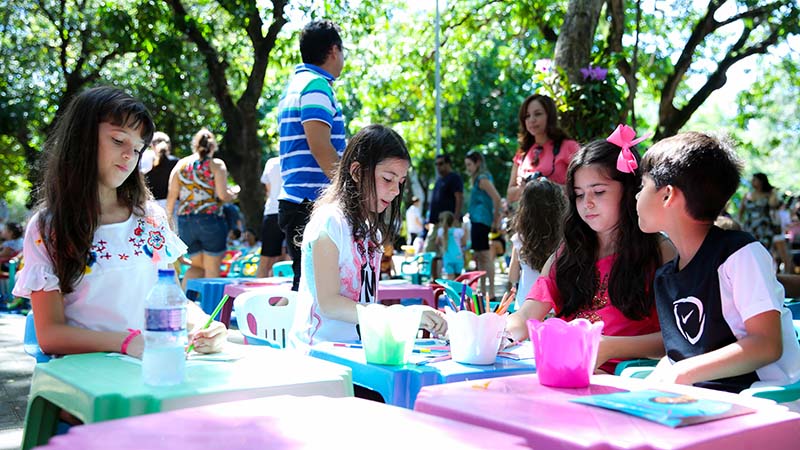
[13,202,187,332]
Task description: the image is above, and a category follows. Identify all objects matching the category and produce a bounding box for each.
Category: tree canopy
[2,0,798,223]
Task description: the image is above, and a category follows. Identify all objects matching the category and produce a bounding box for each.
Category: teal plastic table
[309,341,535,409]
[22,345,353,450]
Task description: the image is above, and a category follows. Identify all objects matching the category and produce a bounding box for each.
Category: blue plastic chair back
[271,260,294,278]
[434,278,474,311]
[400,252,436,284]
[24,311,51,363]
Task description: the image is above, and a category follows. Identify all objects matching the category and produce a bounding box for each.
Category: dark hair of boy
[300,20,342,66]
[641,132,743,222]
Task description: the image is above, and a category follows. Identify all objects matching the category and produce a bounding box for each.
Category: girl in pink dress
[506,126,675,372]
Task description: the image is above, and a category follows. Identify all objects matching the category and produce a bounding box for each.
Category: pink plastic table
[37,395,532,449]
[377,280,436,308]
[224,280,436,309]
[414,374,800,450]
[222,277,292,298]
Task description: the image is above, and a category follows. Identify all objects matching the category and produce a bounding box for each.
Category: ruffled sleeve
[143,201,187,264]
[12,212,62,297]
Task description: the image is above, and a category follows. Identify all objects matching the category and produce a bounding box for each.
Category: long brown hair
[555,139,660,320]
[315,124,410,247]
[517,94,570,155]
[511,178,566,271]
[38,86,154,293]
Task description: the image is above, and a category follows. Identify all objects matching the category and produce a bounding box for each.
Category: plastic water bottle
[142,268,187,386]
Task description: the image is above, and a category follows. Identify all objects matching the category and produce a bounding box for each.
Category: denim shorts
[178,214,228,257]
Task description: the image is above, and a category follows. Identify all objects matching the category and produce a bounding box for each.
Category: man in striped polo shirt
[278,19,346,290]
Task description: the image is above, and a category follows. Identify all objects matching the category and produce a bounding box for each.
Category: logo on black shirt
[673,297,705,345]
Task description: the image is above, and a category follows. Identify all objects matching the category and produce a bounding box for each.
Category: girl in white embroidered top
[289,125,447,350]
[13,86,226,358]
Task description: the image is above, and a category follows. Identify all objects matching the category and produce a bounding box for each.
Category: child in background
[507,178,566,310]
[506,125,675,372]
[12,86,226,357]
[637,132,800,392]
[0,222,24,257]
[241,228,260,254]
[436,211,466,279]
[289,125,447,350]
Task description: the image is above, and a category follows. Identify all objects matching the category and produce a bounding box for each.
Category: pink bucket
[527,318,603,388]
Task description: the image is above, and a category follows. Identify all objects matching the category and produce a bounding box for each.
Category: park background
[1,0,798,229]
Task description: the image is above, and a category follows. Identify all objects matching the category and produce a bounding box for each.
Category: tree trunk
[165,0,287,231]
[221,110,266,231]
[554,0,606,84]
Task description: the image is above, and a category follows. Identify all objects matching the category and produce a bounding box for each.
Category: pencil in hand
[186,294,230,354]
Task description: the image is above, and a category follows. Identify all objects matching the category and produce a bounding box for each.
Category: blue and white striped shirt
[278,64,346,203]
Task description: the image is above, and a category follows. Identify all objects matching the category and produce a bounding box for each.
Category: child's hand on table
[646,356,695,385]
[188,321,228,354]
[419,307,448,337]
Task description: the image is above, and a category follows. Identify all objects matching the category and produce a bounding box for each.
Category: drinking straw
[186,294,230,354]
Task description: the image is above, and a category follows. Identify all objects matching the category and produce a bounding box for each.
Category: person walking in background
[464,150,503,300]
[424,154,464,279]
[435,211,466,280]
[278,19,346,291]
[257,156,288,277]
[405,196,424,246]
[144,132,179,210]
[427,154,463,226]
[739,172,793,274]
[506,94,580,202]
[167,128,239,287]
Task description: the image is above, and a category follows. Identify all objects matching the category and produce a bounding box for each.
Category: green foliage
[531,62,627,143]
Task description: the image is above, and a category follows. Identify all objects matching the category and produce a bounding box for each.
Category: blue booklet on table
[571,389,756,427]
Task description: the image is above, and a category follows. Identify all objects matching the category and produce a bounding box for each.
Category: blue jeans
[178,214,227,256]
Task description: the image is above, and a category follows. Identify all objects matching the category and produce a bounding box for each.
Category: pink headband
[606,124,652,173]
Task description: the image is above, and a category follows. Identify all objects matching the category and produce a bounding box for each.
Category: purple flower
[580,65,607,81]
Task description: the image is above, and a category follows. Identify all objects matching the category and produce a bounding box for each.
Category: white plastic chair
[233,288,297,349]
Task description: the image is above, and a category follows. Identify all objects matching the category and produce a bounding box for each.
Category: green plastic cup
[356,304,422,365]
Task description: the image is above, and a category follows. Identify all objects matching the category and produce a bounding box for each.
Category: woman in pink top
[506,126,675,372]
[506,94,579,202]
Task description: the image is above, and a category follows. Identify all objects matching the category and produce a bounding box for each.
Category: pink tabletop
[38,395,531,449]
[224,279,437,309]
[377,280,436,309]
[223,277,292,298]
[414,374,800,450]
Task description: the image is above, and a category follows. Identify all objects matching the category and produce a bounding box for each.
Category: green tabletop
[22,345,353,450]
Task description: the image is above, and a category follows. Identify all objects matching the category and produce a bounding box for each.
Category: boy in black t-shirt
[636,132,800,392]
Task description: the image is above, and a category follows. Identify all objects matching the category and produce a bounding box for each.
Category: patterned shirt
[177,158,222,216]
[13,202,187,332]
[277,64,346,204]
